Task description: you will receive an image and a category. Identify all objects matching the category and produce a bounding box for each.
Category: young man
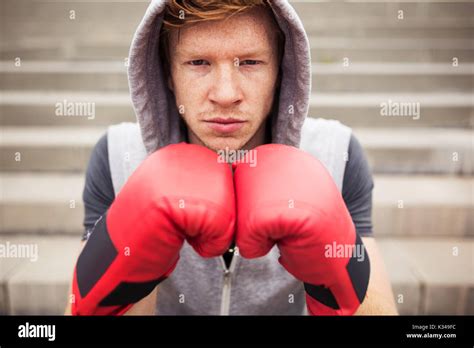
[66,0,397,315]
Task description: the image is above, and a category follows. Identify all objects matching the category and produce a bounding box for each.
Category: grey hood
[127,0,311,154]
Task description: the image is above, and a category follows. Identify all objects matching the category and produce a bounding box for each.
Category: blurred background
[0,0,472,315]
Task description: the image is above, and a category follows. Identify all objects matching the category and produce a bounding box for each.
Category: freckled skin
[168,7,280,152]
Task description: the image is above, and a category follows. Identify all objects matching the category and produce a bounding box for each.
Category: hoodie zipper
[219,246,239,315]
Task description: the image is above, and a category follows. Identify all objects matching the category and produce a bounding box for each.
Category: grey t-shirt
[81,133,375,250]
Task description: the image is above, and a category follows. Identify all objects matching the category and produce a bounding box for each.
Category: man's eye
[240,60,260,66]
[189,60,208,66]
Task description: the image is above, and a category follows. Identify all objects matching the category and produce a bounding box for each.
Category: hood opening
[127,0,311,154]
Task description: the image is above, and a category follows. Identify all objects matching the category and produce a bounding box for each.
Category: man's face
[168,7,280,152]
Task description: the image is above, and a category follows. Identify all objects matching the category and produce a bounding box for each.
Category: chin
[202,136,248,152]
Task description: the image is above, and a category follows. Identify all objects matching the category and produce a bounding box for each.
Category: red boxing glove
[72,143,235,315]
[233,144,370,315]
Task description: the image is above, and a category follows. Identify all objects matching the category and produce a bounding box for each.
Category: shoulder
[342,132,374,236]
[82,132,115,238]
[343,133,374,199]
[85,132,111,190]
[300,117,352,190]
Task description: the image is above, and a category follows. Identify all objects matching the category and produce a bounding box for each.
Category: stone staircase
[0,0,473,315]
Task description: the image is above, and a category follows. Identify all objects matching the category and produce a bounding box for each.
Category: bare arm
[64,241,158,315]
[124,287,158,315]
[355,236,398,315]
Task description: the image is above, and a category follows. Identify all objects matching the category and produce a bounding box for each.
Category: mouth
[203,117,247,134]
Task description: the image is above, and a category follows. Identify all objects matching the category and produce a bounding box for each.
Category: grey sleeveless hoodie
[107,0,352,315]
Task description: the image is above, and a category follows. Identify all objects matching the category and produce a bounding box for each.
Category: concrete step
[0,127,103,172]
[0,40,131,62]
[0,173,472,238]
[0,61,129,92]
[1,126,472,175]
[373,175,473,238]
[304,25,474,40]
[310,37,474,63]
[310,37,474,50]
[2,61,473,93]
[312,62,474,93]
[0,91,134,127]
[310,93,474,128]
[1,91,472,128]
[0,235,81,314]
[354,127,474,175]
[0,235,471,314]
[291,1,474,22]
[0,173,85,235]
[378,237,474,315]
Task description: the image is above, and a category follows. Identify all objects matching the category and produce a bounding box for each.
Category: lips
[204,118,246,134]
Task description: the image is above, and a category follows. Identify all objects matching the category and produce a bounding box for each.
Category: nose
[208,64,243,108]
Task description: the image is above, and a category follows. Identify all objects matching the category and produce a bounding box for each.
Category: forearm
[354,237,398,315]
[124,287,158,315]
[65,286,157,315]
[355,288,398,315]
[64,239,158,315]
[64,241,86,315]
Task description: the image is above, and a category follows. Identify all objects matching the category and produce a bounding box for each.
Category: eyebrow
[175,47,273,59]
